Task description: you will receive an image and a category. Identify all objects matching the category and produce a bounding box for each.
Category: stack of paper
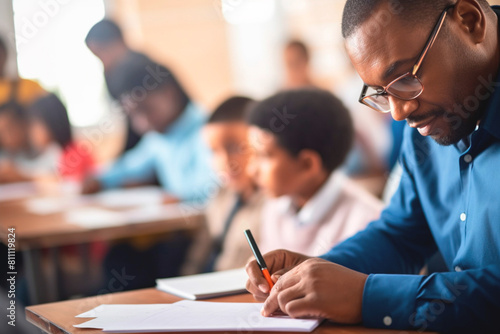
[156,268,248,300]
[75,301,322,332]
[24,186,167,215]
[65,204,193,229]
[88,186,165,209]
[0,182,38,202]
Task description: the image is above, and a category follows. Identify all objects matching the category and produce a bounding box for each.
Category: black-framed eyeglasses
[359,5,455,113]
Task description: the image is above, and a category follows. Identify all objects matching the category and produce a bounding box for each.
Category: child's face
[29,119,53,151]
[204,122,253,193]
[247,126,305,198]
[123,88,181,135]
[0,112,28,153]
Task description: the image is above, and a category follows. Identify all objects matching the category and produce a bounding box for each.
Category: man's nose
[389,95,419,121]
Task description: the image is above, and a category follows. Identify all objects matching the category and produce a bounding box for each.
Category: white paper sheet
[76,304,173,318]
[75,305,173,329]
[87,187,164,209]
[65,207,125,228]
[25,187,166,215]
[74,301,322,332]
[125,204,192,224]
[0,182,38,202]
[65,203,192,229]
[25,197,86,215]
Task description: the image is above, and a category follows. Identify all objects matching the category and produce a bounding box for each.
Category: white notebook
[156,268,248,300]
[75,301,322,332]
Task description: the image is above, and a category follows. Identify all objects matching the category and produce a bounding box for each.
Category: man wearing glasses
[246,0,500,332]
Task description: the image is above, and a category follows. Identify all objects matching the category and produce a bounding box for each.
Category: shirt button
[455,266,462,272]
[460,213,466,222]
[383,316,392,326]
[464,154,473,163]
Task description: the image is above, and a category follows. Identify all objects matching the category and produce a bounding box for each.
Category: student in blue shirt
[82,64,216,290]
[82,64,216,203]
[246,1,500,332]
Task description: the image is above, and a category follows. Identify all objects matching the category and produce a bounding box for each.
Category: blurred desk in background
[0,183,204,305]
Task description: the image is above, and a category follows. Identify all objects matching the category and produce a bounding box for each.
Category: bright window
[13,0,107,127]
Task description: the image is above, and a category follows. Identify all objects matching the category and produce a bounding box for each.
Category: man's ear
[453,0,487,44]
[297,149,324,174]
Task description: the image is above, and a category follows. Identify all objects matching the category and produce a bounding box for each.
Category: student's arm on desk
[82,135,157,193]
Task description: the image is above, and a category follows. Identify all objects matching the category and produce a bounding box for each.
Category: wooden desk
[26,288,434,334]
[0,200,202,249]
[0,192,203,304]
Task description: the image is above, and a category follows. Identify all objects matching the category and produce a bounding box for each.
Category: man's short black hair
[208,96,254,124]
[247,89,353,172]
[85,19,124,45]
[29,94,72,149]
[341,0,490,39]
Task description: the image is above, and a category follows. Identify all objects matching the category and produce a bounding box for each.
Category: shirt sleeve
[170,135,218,203]
[320,139,500,332]
[98,135,156,189]
[361,266,500,332]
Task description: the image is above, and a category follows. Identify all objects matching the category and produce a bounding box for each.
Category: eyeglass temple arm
[412,6,454,76]
[358,84,369,102]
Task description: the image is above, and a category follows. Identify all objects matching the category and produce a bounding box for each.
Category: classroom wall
[106,0,348,105]
[108,0,234,111]
[109,0,500,107]
[280,0,351,90]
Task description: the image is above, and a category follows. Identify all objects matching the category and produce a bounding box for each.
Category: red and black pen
[244,229,274,289]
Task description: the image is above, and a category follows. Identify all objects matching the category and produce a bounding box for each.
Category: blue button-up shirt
[99,102,217,203]
[321,22,500,334]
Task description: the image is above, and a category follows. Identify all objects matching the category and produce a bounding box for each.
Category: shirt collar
[277,171,346,227]
[163,102,206,138]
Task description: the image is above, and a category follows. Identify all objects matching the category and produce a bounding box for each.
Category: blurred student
[0,103,53,183]
[81,64,215,203]
[28,93,94,182]
[0,35,45,108]
[0,103,34,183]
[0,35,46,182]
[184,96,265,274]
[85,19,157,152]
[247,89,383,256]
[282,40,315,89]
[82,65,215,289]
[0,95,94,184]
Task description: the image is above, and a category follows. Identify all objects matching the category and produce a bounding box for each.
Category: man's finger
[245,259,271,293]
[245,278,269,301]
[271,267,290,282]
[282,297,315,319]
[261,272,301,316]
[261,282,280,316]
[276,285,305,316]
